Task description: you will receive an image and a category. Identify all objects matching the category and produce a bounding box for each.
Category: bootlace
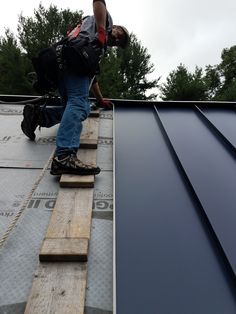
[70,155,96,169]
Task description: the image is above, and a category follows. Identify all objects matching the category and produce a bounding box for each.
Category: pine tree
[0,29,33,94]
[98,34,159,100]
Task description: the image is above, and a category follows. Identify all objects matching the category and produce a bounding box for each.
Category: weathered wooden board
[60,149,97,188]
[26,111,101,313]
[80,117,99,149]
[39,188,94,262]
[24,262,87,314]
[89,109,100,117]
[39,238,88,262]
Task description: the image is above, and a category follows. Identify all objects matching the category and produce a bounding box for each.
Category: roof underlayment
[0,99,113,314]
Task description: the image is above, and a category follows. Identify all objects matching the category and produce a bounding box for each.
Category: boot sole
[21,106,36,141]
[50,168,101,176]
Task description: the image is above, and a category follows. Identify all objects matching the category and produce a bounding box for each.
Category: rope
[0,96,45,105]
[0,150,55,249]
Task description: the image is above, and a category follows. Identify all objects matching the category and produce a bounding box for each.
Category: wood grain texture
[39,238,88,262]
[80,118,99,149]
[60,175,94,188]
[24,262,87,314]
[40,188,93,261]
[44,188,93,239]
[26,114,100,312]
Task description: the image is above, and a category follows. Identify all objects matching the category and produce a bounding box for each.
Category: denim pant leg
[55,73,90,157]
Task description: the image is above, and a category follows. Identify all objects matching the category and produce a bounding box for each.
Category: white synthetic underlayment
[0,107,113,313]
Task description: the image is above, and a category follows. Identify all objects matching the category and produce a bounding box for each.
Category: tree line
[160,46,236,101]
[0,3,236,101]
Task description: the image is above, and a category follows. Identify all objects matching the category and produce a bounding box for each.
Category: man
[21,0,129,176]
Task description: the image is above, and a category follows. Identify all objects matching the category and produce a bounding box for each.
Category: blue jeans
[41,72,90,157]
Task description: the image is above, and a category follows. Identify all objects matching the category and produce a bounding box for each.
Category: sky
[1,0,236,96]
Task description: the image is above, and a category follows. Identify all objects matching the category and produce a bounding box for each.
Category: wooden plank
[79,139,97,149]
[80,117,99,149]
[44,189,94,238]
[89,109,100,117]
[26,114,100,312]
[39,238,88,262]
[60,149,97,188]
[60,175,94,188]
[40,188,93,261]
[24,262,87,314]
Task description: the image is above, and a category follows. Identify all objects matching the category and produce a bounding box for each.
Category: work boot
[50,154,101,176]
[21,104,42,140]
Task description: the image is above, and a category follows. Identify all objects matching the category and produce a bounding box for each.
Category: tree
[98,33,159,100]
[96,49,124,99]
[159,45,236,101]
[17,3,83,58]
[203,65,221,100]
[215,45,236,100]
[0,29,33,94]
[160,64,207,101]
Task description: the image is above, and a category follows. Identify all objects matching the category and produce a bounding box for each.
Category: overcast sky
[1,0,236,94]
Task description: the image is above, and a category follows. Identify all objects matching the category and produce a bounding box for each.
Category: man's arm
[93,0,107,46]
[91,81,103,103]
[93,0,106,29]
[91,81,113,110]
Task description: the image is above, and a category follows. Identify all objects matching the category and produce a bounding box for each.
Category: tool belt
[32,38,102,94]
[62,37,102,76]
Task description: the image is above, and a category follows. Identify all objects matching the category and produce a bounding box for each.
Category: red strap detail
[97,26,106,46]
[68,24,81,39]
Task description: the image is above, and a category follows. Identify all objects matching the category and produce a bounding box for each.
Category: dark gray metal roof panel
[197,106,236,148]
[114,105,236,314]
[157,107,236,276]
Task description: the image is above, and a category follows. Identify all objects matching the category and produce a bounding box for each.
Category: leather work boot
[21,104,42,140]
[50,154,101,176]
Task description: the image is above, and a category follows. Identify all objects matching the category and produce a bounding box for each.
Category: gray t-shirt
[79,12,113,43]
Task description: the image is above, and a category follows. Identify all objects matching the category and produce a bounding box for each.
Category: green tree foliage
[160,64,207,100]
[97,49,123,99]
[215,45,236,100]
[98,34,159,100]
[0,29,33,94]
[203,65,221,100]
[219,46,236,86]
[17,3,83,58]
[160,45,236,101]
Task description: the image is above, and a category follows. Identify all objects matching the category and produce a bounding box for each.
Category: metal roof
[114,101,236,314]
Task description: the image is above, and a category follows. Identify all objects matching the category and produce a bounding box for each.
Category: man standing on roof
[21,0,129,176]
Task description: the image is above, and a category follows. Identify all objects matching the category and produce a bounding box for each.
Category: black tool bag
[62,37,102,76]
[32,37,102,95]
[32,46,60,94]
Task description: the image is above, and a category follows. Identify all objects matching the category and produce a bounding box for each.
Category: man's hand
[98,98,113,110]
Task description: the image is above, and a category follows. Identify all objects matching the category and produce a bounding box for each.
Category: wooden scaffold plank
[80,117,99,149]
[24,262,87,314]
[40,188,94,262]
[26,112,101,313]
[60,149,97,188]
